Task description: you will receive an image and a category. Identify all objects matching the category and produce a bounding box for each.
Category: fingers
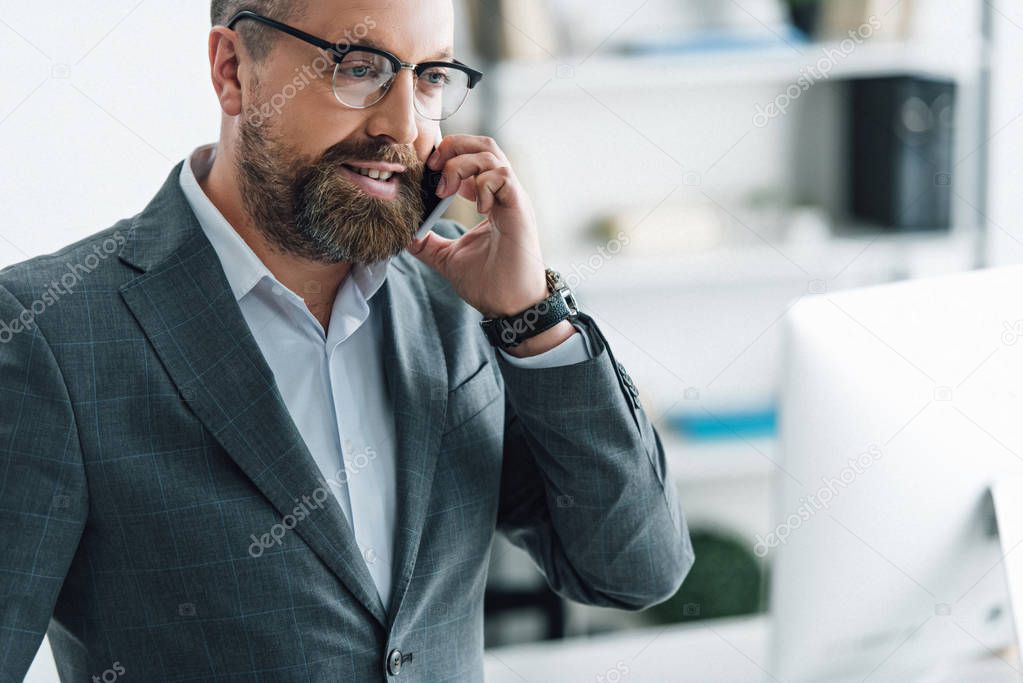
[435,151,507,199]
[474,167,513,214]
[407,230,455,272]
[428,134,506,172]
[451,169,513,214]
[424,133,522,214]
[456,177,477,203]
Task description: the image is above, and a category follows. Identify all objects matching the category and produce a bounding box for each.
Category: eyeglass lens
[332,50,472,121]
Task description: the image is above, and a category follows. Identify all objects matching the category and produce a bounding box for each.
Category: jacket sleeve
[0,283,88,677]
[494,310,694,611]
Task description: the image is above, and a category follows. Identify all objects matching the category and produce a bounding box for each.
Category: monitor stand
[988,479,1023,670]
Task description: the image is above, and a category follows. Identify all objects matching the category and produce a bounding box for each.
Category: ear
[209,26,245,117]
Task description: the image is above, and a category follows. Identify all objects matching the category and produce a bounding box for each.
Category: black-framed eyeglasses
[226,10,484,121]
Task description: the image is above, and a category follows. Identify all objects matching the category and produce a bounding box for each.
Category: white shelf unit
[480,13,989,505]
[493,38,987,97]
[479,13,990,481]
[480,27,991,266]
[662,431,777,484]
[564,226,980,295]
[477,2,996,644]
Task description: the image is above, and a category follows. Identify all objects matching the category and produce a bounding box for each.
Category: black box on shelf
[848,76,957,232]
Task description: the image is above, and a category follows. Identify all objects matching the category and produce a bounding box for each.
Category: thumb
[408,231,455,272]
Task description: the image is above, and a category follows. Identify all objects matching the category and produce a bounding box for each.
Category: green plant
[645,530,766,625]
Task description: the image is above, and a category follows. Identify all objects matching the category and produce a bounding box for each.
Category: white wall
[0,2,221,269]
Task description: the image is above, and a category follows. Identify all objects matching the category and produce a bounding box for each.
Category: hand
[407,134,549,320]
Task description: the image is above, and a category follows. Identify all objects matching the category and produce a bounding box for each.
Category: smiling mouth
[338,163,404,200]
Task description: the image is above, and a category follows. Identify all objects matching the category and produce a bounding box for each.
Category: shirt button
[386,648,402,676]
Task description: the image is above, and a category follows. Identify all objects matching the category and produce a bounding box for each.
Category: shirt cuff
[498,323,594,369]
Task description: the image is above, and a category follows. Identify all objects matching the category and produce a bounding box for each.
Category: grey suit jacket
[0,163,694,682]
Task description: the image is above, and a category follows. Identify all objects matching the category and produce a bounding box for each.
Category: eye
[340,62,378,80]
[420,67,451,87]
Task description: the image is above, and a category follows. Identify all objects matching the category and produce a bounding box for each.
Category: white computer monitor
[770,265,1023,682]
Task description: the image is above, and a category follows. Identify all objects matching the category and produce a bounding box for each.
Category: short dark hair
[211,1,306,60]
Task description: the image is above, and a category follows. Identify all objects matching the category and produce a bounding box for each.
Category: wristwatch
[480,268,579,350]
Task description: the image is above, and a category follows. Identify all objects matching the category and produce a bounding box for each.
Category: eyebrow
[342,38,453,61]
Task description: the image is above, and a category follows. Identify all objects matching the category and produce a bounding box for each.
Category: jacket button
[387,648,402,676]
[615,362,642,408]
[617,362,639,394]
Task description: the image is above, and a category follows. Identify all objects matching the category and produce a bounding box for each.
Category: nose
[365,68,420,146]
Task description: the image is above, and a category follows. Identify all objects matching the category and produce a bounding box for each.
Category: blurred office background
[3,0,1023,681]
[461,0,1017,673]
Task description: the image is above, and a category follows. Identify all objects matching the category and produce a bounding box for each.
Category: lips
[338,163,401,200]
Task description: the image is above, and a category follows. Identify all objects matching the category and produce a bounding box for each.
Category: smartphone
[416,145,456,240]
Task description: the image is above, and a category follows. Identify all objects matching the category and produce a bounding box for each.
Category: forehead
[310,0,454,62]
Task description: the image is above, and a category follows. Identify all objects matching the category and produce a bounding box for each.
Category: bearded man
[0,2,693,680]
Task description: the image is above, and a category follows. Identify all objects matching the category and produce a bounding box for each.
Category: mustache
[317,139,422,173]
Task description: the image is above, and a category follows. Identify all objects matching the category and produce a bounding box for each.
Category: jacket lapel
[380,258,449,625]
[117,163,388,627]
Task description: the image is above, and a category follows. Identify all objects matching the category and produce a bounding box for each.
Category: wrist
[479,268,580,351]
[481,282,549,320]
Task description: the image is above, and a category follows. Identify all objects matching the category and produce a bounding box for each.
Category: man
[0,1,693,680]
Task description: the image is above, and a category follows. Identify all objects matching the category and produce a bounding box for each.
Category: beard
[235,113,426,266]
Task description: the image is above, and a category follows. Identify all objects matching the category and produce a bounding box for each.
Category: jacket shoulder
[0,219,136,303]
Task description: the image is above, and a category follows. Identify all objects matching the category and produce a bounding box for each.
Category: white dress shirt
[178,143,592,609]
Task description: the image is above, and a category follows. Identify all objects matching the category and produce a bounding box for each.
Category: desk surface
[483,616,1023,683]
[485,616,770,683]
[28,618,1023,682]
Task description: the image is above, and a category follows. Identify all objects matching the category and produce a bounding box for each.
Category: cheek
[284,117,359,159]
[264,90,362,152]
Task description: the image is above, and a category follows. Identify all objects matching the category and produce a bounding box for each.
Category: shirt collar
[178,143,390,305]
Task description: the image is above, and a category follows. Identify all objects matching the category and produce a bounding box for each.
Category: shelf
[558,228,980,294]
[492,39,986,98]
[661,431,778,484]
